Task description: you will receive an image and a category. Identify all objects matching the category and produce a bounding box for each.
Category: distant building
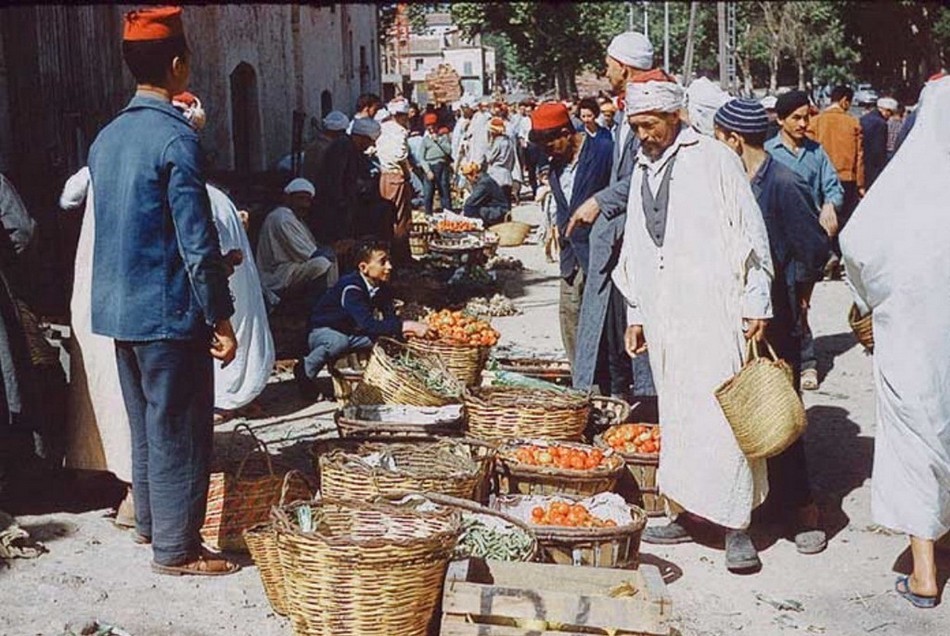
[0,4,378,313]
[0,4,379,194]
[381,10,495,105]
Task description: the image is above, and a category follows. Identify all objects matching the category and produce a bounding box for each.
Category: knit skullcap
[714,99,770,136]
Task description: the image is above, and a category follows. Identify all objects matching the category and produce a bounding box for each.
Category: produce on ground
[485,254,523,271]
[530,501,617,528]
[436,219,479,234]
[604,423,661,454]
[448,264,494,287]
[511,444,607,470]
[454,514,535,561]
[465,294,519,317]
[421,309,499,347]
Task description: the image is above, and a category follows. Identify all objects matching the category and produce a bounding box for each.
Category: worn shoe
[642,521,694,545]
[113,489,135,529]
[725,529,761,572]
[794,528,827,554]
[895,576,938,609]
[151,552,241,577]
[801,368,819,391]
[293,360,321,401]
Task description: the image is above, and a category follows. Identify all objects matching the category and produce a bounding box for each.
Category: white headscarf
[607,31,654,70]
[625,79,685,117]
[686,77,731,137]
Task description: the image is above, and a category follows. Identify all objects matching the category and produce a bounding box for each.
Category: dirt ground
[1,203,947,636]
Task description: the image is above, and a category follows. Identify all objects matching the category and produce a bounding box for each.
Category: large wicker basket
[594,428,667,518]
[848,303,874,352]
[494,439,625,498]
[272,498,460,636]
[315,439,483,502]
[714,340,807,459]
[350,338,463,407]
[328,351,370,402]
[409,221,431,257]
[493,494,647,569]
[335,404,464,438]
[406,338,490,388]
[464,386,591,442]
[313,436,497,504]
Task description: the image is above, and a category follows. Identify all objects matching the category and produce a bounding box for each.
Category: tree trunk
[567,69,578,98]
[769,51,779,93]
[797,56,806,91]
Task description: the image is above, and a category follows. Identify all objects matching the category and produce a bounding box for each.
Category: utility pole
[717,2,728,90]
[643,2,649,38]
[664,1,670,73]
[629,2,634,31]
[683,1,698,86]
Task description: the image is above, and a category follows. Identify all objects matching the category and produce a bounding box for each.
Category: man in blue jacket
[296,240,430,398]
[529,102,617,393]
[715,99,831,556]
[87,7,238,576]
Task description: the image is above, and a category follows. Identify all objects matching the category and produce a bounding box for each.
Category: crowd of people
[0,5,946,611]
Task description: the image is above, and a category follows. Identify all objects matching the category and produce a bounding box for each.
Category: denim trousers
[423,162,452,215]
[114,338,214,566]
[303,327,373,380]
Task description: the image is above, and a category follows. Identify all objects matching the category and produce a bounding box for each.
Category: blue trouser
[303,327,373,380]
[115,338,214,566]
[631,352,657,396]
[423,162,452,215]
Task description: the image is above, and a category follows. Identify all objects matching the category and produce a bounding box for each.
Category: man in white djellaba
[612,72,776,573]
[841,74,950,610]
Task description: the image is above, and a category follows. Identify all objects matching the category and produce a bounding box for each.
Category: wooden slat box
[440,558,671,636]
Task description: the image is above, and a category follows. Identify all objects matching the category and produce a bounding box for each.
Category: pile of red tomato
[604,423,661,454]
[512,444,607,471]
[530,501,617,528]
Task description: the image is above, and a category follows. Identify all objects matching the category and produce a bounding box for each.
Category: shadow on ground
[815,331,859,383]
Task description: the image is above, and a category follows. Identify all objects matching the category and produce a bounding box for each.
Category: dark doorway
[230,62,262,174]
[320,90,333,118]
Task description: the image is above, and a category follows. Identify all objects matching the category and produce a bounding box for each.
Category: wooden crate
[440,559,671,636]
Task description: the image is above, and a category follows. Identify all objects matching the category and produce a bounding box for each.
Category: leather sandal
[895,576,938,609]
[151,553,241,577]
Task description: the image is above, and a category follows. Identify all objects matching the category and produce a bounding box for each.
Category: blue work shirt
[88,94,234,341]
[765,134,844,211]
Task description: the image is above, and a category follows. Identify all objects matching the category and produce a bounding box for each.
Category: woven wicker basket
[316,439,482,502]
[313,436,497,505]
[848,303,874,352]
[272,498,460,636]
[495,439,625,497]
[491,221,532,247]
[492,494,647,569]
[328,351,370,402]
[409,221,431,257]
[594,429,667,518]
[414,492,539,562]
[349,338,463,407]
[464,386,591,442]
[715,340,807,460]
[335,404,464,438]
[406,338,489,387]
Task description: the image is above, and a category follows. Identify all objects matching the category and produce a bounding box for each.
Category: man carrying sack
[611,72,775,572]
[88,6,239,576]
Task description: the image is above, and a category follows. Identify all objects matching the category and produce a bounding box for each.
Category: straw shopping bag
[201,423,312,552]
[714,339,807,459]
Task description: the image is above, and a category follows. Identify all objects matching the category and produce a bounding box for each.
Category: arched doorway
[230,62,262,174]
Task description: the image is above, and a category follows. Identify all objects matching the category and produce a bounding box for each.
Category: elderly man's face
[286,191,313,216]
[605,56,628,94]
[778,105,810,142]
[629,112,681,160]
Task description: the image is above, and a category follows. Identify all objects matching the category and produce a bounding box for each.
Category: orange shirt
[807,105,865,187]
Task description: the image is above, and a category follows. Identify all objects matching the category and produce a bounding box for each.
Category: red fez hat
[530,102,571,131]
[423,113,438,126]
[629,68,676,84]
[124,6,184,42]
[172,91,197,107]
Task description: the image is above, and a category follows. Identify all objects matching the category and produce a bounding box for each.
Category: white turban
[351,117,382,140]
[877,97,898,111]
[625,79,685,116]
[760,95,778,110]
[283,177,315,197]
[387,98,410,115]
[322,110,350,132]
[607,31,654,70]
[374,107,392,123]
[685,77,731,137]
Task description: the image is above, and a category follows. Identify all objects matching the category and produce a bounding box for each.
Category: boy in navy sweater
[295,240,430,396]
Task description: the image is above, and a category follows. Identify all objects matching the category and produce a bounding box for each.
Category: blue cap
[714,99,770,136]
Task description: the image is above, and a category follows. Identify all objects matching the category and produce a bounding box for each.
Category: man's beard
[641,142,665,161]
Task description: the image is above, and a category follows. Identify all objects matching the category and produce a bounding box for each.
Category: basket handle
[233,422,275,480]
[746,338,780,364]
[278,469,306,507]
